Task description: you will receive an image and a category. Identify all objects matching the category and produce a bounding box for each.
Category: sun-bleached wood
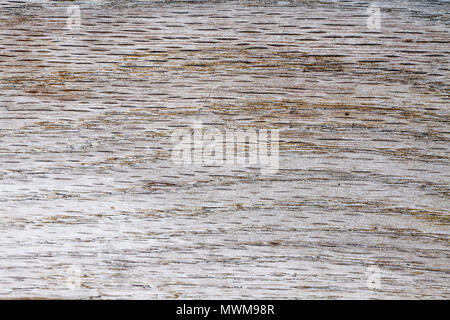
[0,0,448,299]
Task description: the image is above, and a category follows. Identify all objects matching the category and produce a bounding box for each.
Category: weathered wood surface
[0,0,448,299]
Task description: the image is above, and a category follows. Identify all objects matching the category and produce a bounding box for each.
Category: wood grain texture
[0,0,448,299]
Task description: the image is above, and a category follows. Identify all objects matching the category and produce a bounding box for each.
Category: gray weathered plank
[0,0,448,299]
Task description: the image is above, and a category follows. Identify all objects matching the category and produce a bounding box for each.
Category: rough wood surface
[0,0,448,299]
